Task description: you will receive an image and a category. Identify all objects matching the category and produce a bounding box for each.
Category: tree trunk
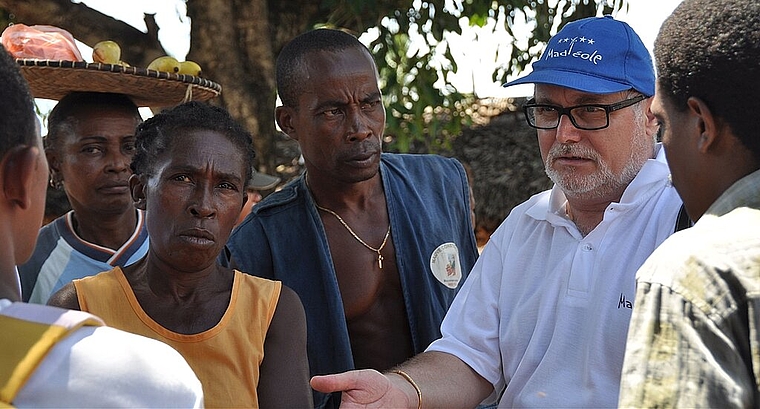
[184,0,316,174]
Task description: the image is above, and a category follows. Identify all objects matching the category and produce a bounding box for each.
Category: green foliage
[34,102,48,124]
[320,0,628,154]
[370,12,473,153]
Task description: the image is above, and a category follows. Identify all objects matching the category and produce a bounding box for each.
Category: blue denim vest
[223,153,478,408]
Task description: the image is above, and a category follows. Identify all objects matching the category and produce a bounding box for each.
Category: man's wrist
[389,369,422,409]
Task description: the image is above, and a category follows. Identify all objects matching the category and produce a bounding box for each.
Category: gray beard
[544,140,651,200]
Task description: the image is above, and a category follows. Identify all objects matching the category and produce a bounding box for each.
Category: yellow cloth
[74,268,281,408]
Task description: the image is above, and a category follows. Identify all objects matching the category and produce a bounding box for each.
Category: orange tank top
[74,267,281,408]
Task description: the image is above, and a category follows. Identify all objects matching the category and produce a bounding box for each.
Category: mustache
[345,139,381,155]
[546,143,600,163]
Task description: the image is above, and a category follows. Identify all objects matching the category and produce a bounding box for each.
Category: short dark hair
[46,92,141,151]
[0,46,38,156]
[131,101,255,186]
[655,0,760,156]
[276,28,374,108]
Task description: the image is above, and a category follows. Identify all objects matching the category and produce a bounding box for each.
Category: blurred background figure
[235,169,280,227]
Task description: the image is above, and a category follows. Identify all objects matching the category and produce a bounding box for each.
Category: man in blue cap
[311,16,683,407]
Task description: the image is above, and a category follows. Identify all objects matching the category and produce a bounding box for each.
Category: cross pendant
[378,254,384,269]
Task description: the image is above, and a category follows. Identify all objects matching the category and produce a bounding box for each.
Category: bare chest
[324,226,414,369]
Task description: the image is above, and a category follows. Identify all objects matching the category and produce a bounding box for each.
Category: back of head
[131,101,255,184]
[46,92,140,150]
[0,45,37,157]
[276,28,370,107]
[504,16,655,96]
[655,0,760,158]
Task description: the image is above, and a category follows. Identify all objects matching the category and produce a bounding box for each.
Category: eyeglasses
[523,95,647,131]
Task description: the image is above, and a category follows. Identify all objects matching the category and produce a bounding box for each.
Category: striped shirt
[19,210,149,304]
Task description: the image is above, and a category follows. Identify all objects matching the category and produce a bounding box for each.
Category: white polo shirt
[427,145,682,408]
[1,300,203,408]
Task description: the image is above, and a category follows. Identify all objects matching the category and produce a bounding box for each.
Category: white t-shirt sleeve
[426,238,506,395]
[14,325,204,408]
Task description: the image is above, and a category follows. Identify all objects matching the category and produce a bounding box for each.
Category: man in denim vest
[224,28,478,409]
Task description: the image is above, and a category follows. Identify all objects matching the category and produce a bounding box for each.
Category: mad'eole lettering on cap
[503,15,655,96]
[544,37,603,65]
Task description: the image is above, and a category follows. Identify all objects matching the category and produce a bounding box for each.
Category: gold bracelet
[391,369,422,409]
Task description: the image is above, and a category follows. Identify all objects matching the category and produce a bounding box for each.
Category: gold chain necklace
[314,203,391,269]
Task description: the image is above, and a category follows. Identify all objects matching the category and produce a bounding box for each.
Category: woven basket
[16,59,222,107]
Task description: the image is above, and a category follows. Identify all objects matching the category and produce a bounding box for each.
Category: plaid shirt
[619,169,760,408]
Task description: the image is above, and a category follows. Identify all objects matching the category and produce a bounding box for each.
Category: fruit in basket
[178,60,202,76]
[148,56,180,73]
[92,40,121,64]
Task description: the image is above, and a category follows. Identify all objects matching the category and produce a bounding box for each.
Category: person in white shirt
[0,42,203,408]
[311,15,683,408]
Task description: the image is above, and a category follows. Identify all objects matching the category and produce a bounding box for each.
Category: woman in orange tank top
[49,102,312,409]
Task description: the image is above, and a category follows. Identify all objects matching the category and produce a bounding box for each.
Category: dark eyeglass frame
[523,94,647,131]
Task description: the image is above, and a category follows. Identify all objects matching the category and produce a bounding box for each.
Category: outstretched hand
[311,369,414,408]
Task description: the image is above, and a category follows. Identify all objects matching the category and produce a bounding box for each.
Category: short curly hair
[131,101,255,187]
[654,0,760,157]
[276,28,375,108]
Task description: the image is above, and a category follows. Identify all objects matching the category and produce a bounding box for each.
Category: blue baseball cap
[503,16,654,96]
